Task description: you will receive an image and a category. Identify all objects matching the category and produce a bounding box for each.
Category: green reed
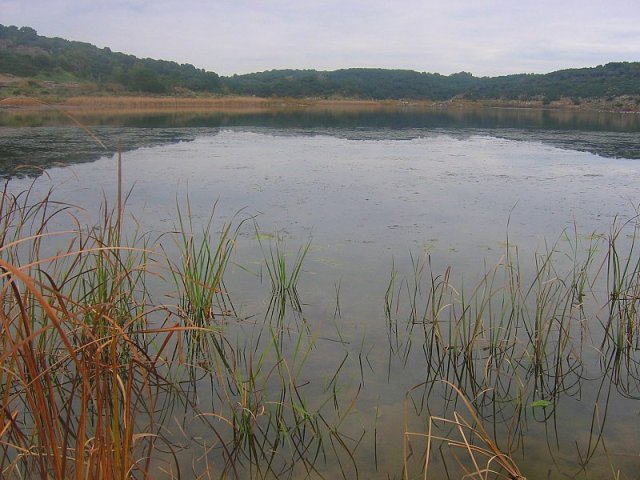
[167,198,241,328]
[3,164,640,479]
[390,218,640,478]
[257,228,310,301]
[602,216,640,353]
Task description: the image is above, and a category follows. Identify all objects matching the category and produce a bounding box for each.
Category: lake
[1,105,640,479]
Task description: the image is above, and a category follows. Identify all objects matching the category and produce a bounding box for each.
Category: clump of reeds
[405,382,525,480]
[257,229,310,318]
[167,198,241,327]
[602,215,640,353]
[0,185,179,479]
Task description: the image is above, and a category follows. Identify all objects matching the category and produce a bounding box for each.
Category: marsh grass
[0,179,362,479]
[405,382,525,480]
[0,186,178,479]
[256,229,311,330]
[257,229,310,299]
[387,220,640,376]
[2,160,640,479]
[388,217,640,478]
[602,216,640,353]
[167,197,242,327]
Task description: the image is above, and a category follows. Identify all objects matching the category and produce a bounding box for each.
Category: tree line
[1,24,639,100]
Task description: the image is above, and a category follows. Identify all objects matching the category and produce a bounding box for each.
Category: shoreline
[1,94,639,115]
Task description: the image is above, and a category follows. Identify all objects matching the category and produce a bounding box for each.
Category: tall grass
[388,217,640,478]
[602,216,640,353]
[0,185,177,479]
[2,168,640,479]
[167,197,241,327]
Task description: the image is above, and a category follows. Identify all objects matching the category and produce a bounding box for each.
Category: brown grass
[404,382,526,480]
[1,94,437,114]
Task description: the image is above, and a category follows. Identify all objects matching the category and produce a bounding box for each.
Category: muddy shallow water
[2,108,640,478]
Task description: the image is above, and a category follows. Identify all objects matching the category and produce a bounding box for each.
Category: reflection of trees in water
[1,107,639,178]
[0,126,201,178]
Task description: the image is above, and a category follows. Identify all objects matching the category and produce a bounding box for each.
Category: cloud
[1,0,638,76]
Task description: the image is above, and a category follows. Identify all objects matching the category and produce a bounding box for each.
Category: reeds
[602,215,640,353]
[0,184,175,479]
[257,229,310,324]
[2,167,640,479]
[167,197,241,327]
[0,177,367,478]
[389,216,640,478]
[405,382,525,480]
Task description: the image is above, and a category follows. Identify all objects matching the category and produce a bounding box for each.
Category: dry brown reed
[404,382,525,480]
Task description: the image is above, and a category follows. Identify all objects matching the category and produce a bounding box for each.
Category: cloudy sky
[2,0,639,77]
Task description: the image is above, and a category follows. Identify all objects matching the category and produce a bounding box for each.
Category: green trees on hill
[464,63,640,100]
[223,69,479,100]
[0,24,638,100]
[0,24,221,94]
[223,65,640,101]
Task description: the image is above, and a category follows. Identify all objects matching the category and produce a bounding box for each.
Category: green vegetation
[0,25,221,94]
[224,64,640,102]
[1,163,639,478]
[464,62,640,101]
[0,181,362,479]
[224,68,478,100]
[1,23,639,102]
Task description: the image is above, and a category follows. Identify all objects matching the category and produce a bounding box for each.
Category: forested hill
[1,24,639,102]
[224,69,478,100]
[0,25,222,93]
[226,64,640,101]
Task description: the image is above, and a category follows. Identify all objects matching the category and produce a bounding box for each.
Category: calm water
[2,107,640,478]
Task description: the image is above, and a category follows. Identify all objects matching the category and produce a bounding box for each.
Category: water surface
[2,106,640,478]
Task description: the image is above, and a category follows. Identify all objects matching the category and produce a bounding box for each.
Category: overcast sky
[2,0,639,77]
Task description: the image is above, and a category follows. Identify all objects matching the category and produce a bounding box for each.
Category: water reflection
[1,106,639,179]
[2,105,640,132]
[0,126,206,177]
[2,105,640,477]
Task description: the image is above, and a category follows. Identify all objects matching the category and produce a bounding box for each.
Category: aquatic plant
[405,382,525,480]
[167,197,241,327]
[257,228,310,299]
[0,187,178,479]
[3,165,640,479]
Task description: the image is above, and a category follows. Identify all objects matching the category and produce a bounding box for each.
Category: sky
[1,0,639,77]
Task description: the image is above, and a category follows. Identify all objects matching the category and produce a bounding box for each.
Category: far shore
[1,94,639,115]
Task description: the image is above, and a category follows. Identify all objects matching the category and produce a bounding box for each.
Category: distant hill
[223,69,478,100]
[0,25,221,94]
[1,24,639,103]
[226,64,640,102]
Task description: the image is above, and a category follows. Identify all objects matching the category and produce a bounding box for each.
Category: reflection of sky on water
[7,127,638,319]
[1,107,640,179]
[4,123,640,478]
[6,127,637,317]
